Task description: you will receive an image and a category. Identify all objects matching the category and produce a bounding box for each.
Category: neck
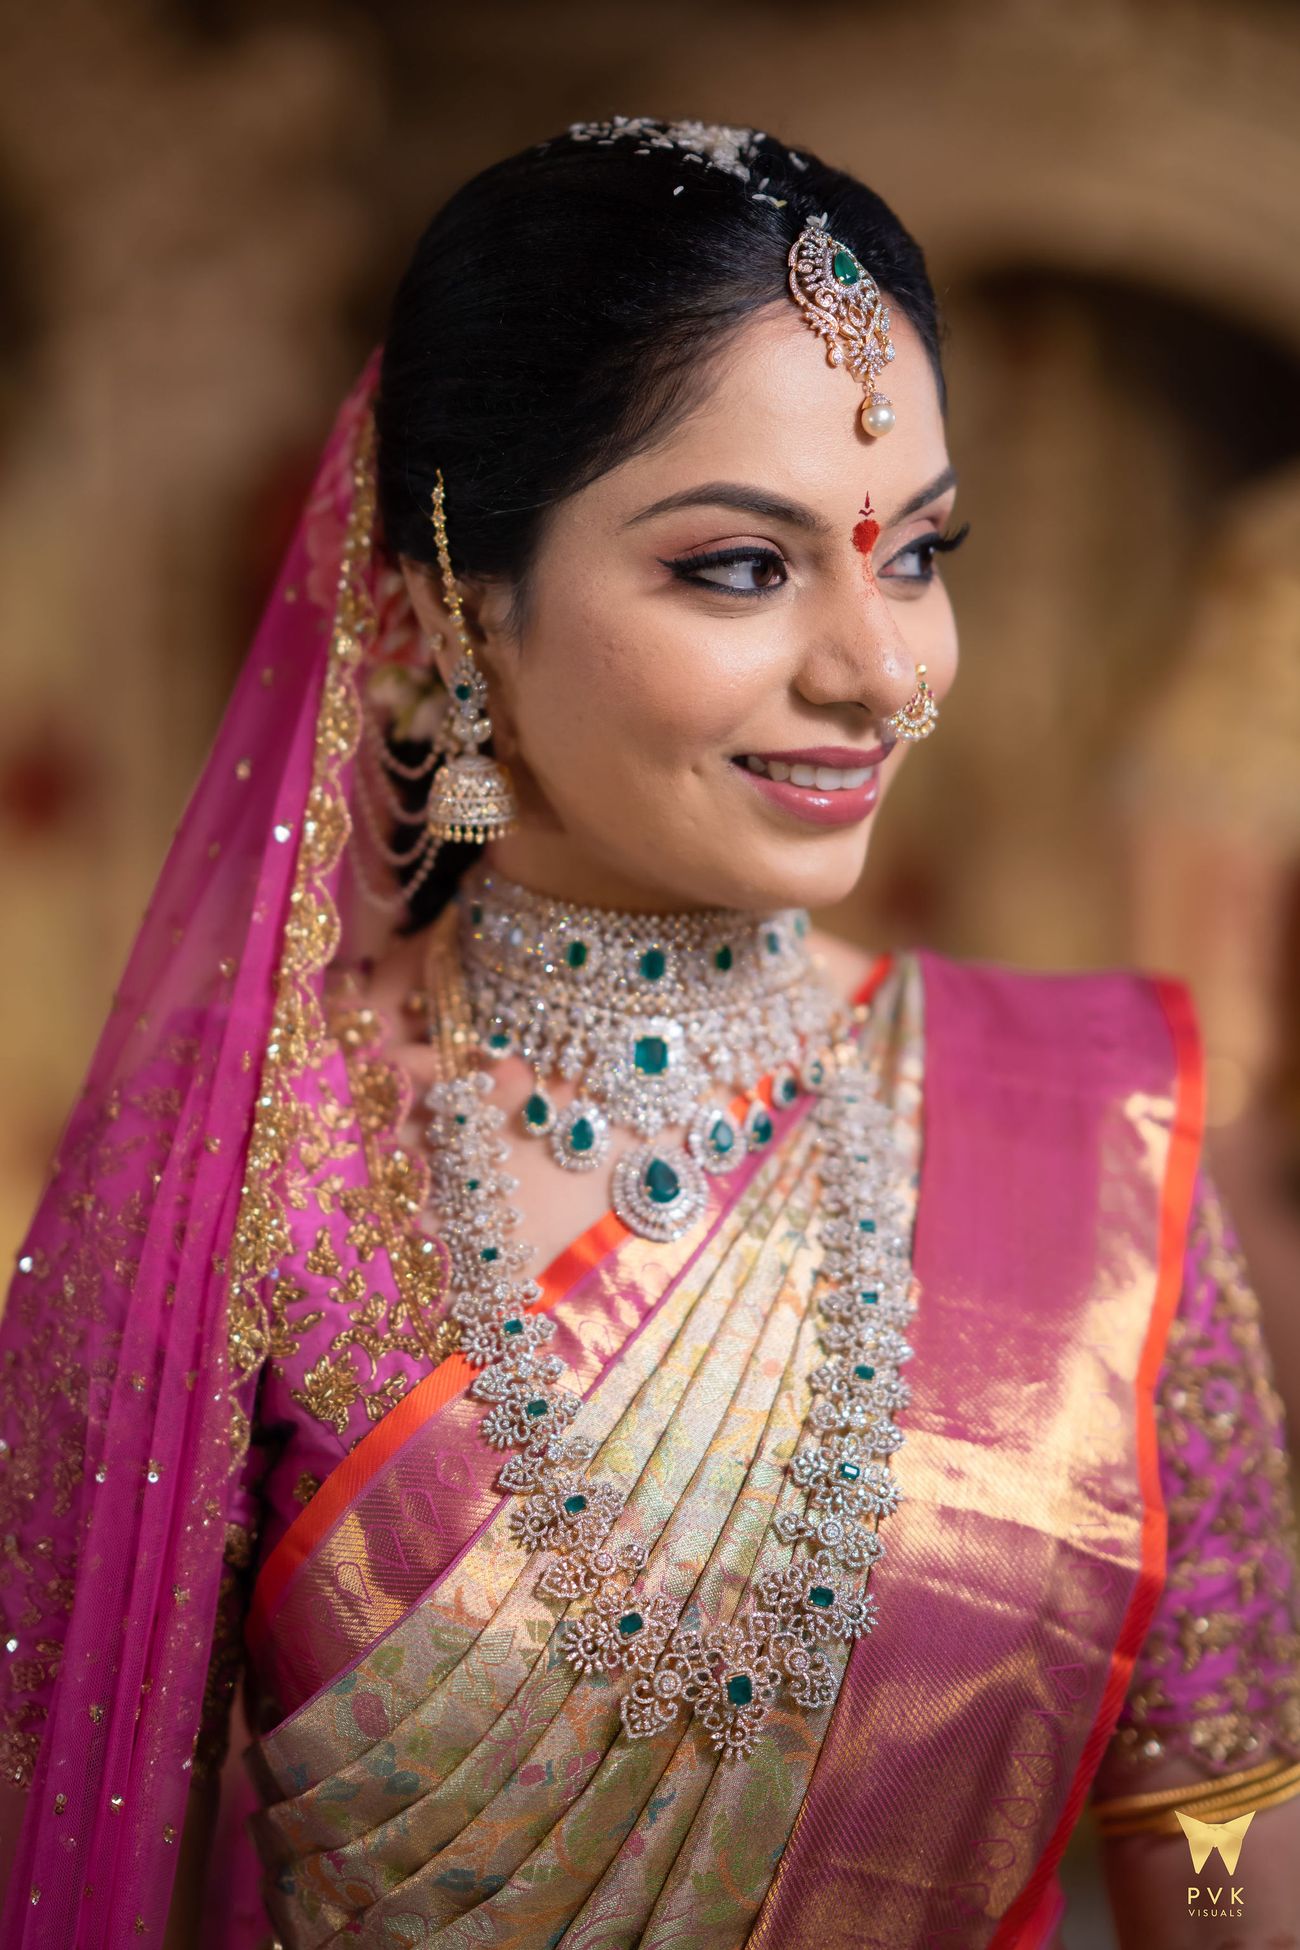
[483,832,758,918]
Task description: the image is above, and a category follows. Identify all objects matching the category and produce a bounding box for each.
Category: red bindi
[851,491,880,559]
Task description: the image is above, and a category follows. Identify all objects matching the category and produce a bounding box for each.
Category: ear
[397,556,514,688]
[397,557,457,685]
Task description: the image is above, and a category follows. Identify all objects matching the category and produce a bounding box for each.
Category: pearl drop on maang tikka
[787,212,897,437]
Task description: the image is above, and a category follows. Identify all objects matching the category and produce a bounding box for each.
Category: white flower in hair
[559,115,766,183]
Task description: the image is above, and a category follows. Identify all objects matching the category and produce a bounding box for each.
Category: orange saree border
[989,973,1205,1948]
[245,952,894,1652]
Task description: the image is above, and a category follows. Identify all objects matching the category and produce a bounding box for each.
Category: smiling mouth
[731,746,891,792]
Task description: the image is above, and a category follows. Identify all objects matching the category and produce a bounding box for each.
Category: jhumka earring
[884,665,939,741]
[787,211,897,437]
[425,469,520,844]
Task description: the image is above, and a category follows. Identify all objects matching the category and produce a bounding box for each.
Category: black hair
[372,119,946,923]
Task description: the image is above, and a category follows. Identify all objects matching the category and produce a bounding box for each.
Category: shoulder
[909,947,1199,1062]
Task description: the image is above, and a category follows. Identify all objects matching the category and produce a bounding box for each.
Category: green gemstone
[859,1217,876,1233]
[455,681,473,701]
[860,1290,879,1306]
[568,1116,594,1154]
[839,1461,861,1481]
[853,1363,875,1381]
[465,1178,479,1191]
[618,1611,644,1636]
[777,1076,798,1104]
[765,929,781,955]
[645,1157,680,1205]
[503,1318,524,1335]
[710,1119,734,1155]
[563,1493,588,1514]
[454,1113,467,1126]
[807,1061,825,1086]
[524,1092,550,1128]
[714,944,734,972]
[525,1398,548,1418]
[809,1585,835,1609]
[633,1035,669,1077]
[749,1109,773,1146]
[794,914,809,936]
[470,903,483,924]
[640,947,667,981]
[725,1673,753,1707]
[481,1246,499,1263]
[832,249,860,284]
[488,1031,510,1050]
[565,940,588,969]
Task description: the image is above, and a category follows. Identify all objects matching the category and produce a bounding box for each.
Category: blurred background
[1,5,1297,1931]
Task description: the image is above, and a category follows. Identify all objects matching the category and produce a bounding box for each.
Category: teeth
[741,756,875,791]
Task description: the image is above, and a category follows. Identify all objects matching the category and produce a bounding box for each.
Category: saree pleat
[248,964,919,1948]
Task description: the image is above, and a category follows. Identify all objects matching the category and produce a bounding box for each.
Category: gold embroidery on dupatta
[0,1076,182,1785]
[225,409,451,1457]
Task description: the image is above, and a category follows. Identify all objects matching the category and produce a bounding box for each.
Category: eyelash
[664,520,972,598]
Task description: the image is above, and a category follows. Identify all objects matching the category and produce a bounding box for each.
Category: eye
[879,520,970,585]
[663,546,788,598]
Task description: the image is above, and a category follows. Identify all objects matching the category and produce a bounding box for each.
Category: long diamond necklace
[414,870,916,1762]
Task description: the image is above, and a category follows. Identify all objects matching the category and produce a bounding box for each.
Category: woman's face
[409,300,959,914]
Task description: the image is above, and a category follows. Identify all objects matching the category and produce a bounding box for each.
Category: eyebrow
[623,463,958,537]
[624,481,834,536]
[887,463,958,527]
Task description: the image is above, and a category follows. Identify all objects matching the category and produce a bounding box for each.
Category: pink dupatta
[0,354,399,1943]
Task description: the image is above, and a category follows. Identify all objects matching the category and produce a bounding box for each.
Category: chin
[692,833,874,915]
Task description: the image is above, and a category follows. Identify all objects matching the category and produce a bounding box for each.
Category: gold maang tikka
[425,469,520,844]
[787,211,897,437]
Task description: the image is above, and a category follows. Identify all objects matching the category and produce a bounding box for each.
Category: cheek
[913,585,959,689]
[516,588,773,770]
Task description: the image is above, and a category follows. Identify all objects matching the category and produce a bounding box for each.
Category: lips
[730,745,889,828]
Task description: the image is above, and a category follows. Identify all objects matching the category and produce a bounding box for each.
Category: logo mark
[1175,1808,1255,1875]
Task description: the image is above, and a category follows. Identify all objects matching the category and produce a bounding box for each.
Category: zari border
[222,413,388,1451]
[990,974,1205,1945]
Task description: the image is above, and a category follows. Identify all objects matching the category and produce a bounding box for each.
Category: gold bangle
[1093,1754,1300,1838]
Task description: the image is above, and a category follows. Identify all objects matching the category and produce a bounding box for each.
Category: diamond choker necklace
[450,864,850,1242]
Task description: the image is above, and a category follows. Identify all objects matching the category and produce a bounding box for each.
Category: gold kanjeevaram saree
[226,934,1243,1950]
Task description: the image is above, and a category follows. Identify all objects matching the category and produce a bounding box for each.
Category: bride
[2,117,1297,1949]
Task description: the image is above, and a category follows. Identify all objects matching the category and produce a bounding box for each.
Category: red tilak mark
[852,492,880,558]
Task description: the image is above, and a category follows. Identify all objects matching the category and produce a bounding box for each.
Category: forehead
[597,301,949,526]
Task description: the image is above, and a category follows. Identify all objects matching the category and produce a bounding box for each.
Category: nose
[793,564,918,726]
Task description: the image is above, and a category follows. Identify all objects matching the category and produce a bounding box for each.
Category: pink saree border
[989,972,1204,1946]
[750,953,1205,1949]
